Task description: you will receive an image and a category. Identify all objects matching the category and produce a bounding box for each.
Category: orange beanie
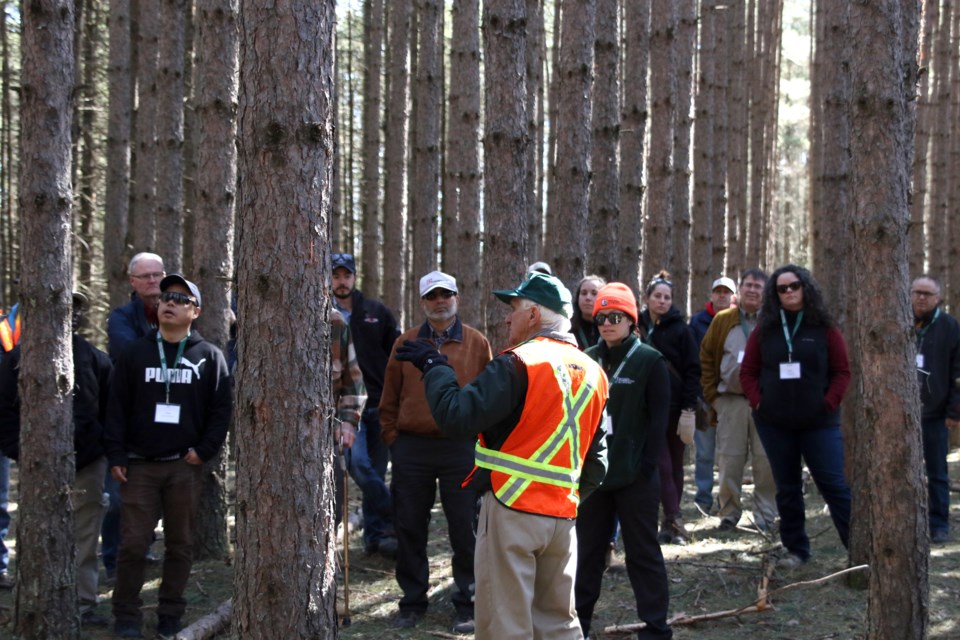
[593,282,639,324]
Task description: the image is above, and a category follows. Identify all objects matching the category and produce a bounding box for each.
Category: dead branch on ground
[174,598,232,640]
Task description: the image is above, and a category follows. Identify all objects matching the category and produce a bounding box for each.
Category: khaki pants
[76,456,107,613]
[715,395,777,527]
[475,492,582,640]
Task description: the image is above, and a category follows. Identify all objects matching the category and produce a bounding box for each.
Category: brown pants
[112,460,202,625]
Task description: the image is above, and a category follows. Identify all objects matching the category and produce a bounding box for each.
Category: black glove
[395,339,451,374]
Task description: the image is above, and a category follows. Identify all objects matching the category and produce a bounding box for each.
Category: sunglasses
[160,291,198,306]
[776,281,803,294]
[594,312,627,326]
[423,289,456,301]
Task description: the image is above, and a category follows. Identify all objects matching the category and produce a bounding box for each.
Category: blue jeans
[754,416,851,560]
[921,417,950,534]
[0,456,10,573]
[347,407,392,549]
[694,426,717,508]
[101,468,122,574]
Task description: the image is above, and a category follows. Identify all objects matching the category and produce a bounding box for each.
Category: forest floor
[0,451,957,640]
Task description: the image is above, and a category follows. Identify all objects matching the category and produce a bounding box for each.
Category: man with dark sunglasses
[104,275,231,639]
[330,252,400,558]
[380,270,492,633]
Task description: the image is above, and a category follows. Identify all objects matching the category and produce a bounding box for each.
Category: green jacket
[586,334,669,491]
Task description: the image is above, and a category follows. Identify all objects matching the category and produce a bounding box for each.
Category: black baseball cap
[331,253,356,274]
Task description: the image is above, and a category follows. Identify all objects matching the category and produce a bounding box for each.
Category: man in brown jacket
[380,270,492,634]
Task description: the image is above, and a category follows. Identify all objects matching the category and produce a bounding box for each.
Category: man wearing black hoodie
[105,275,231,639]
[912,275,960,545]
[0,292,113,625]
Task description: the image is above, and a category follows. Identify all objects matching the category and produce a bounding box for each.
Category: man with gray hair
[380,270,492,633]
[396,272,609,639]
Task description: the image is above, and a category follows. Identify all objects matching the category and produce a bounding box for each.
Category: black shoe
[717,519,737,533]
[114,621,143,638]
[656,530,674,544]
[375,536,398,559]
[80,610,109,626]
[393,610,421,629]
[452,612,475,634]
[156,615,182,638]
[932,530,949,544]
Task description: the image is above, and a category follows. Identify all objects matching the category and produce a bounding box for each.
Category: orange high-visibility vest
[474,336,608,518]
[0,304,20,353]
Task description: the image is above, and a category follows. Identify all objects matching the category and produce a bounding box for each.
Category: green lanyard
[916,307,940,349]
[779,309,804,362]
[157,332,189,403]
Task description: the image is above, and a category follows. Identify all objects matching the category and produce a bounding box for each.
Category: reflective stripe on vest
[475,337,606,516]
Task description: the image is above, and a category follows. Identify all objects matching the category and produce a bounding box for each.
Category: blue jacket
[107,295,154,362]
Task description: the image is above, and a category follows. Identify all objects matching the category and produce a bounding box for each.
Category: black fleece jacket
[104,330,231,467]
[916,307,960,421]
[641,306,701,411]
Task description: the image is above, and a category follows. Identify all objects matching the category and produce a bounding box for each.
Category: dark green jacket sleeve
[578,424,608,502]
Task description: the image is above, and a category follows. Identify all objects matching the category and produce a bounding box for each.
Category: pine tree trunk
[410,0,441,280]
[191,0,238,562]
[672,0,696,313]
[618,0,649,290]
[587,0,619,281]
[77,0,100,297]
[131,0,159,252]
[155,0,186,271]
[382,0,411,325]
[233,1,338,636]
[105,0,133,308]
[691,0,717,300]
[641,0,676,286]
[525,0,544,262]
[712,0,730,278]
[360,0,384,296]
[482,0,528,348]
[726,0,747,275]
[909,0,935,279]
[446,0,480,325]
[928,0,952,288]
[848,2,927,636]
[16,0,77,636]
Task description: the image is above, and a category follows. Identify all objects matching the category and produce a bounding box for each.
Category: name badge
[916,353,925,369]
[737,350,745,364]
[155,403,181,424]
[779,362,801,380]
[604,413,614,435]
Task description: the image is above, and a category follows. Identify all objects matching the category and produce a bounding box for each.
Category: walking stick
[339,437,351,627]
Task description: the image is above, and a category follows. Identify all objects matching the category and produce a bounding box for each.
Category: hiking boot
[717,519,737,533]
[156,615,182,639]
[452,612,475,634]
[777,552,807,569]
[80,610,110,626]
[656,528,674,544]
[931,530,949,544]
[375,536,398,559]
[393,610,421,629]
[113,620,143,638]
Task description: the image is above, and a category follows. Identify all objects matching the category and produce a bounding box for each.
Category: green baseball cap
[494,272,573,318]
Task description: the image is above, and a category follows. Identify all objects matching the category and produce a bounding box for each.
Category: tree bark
[691,0,717,301]
[726,0,747,275]
[909,0,935,279]
[16,0,77,636]
[131,0,159,252]
[233,0,339,636]
[671,0,696,313]
[445,0,481,325]
[641,0,676,287]
[155,0,186,271]
[360,0,384,296]
[848,0,928,637]
[619,0,650,290]
[382,0,411,325]
[191,0,238,562]
[482,0,528,348]
[587,0,619,281]
[546,0,595,285]
[105,0,132,308]
[524,0,544,264]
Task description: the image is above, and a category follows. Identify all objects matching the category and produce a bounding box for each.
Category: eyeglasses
[911,290,938,298]
[131,272,164,281]
[776,281,803,294]
[423,289,456,301]
[160,291,198,306]
[594,312,626,326]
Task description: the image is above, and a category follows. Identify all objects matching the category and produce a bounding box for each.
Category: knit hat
[593,282,638,324]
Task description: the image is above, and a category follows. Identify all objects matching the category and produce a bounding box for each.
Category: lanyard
[577,325,595,349]
[916,307,940,349]
[739,309,757,340]
[157,332,189,403]
[600,340,642,381]
[779,309,804,362]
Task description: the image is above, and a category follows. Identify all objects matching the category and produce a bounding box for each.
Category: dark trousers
[921,417,951,534]
[754,417,851,560]
[391,433,476,616]
[576,471,672,639]
[348,407,393,548]
[113,460,202,625]
[658,408,684,520]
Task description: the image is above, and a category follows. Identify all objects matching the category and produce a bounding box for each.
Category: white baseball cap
[711,277,737,293]
[419,271,458,297]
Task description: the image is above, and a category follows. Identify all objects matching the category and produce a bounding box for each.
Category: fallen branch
[603,564,869,635]
[175,599,232,640]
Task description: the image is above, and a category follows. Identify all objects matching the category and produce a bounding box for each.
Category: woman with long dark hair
[571,275,606,351]
[740,264,852,567]
[640,271,700,545]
